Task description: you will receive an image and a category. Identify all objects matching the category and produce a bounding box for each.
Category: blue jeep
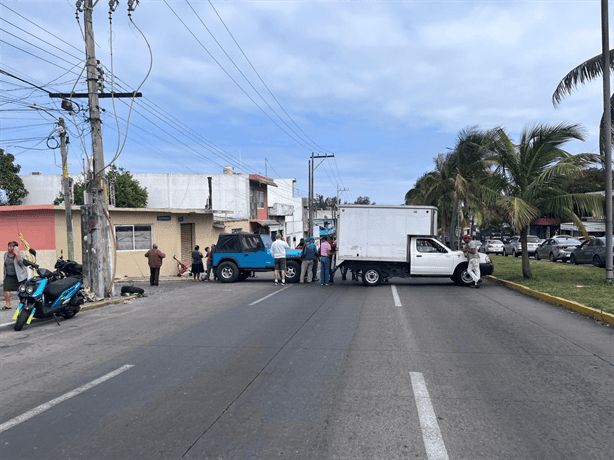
[212,233,303,283]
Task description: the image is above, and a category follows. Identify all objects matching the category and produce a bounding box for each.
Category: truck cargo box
[337,205,438,262]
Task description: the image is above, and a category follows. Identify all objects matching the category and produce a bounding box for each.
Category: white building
[19,167,306,246]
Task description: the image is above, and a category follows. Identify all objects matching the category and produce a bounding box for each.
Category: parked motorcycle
[12,250,85,331]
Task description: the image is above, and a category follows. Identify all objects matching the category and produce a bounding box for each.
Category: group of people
[271,234,343,286]
[143,244,215,286]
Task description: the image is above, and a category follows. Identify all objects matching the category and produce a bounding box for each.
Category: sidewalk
[0,275,197,330]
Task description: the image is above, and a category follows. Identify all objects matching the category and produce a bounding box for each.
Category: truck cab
[212,233,302,283]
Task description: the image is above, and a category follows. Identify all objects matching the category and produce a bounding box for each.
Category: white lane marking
[0,364,134,434]
[0,321,14,328]
[410,372,449,460]
[391,285,402,307]
[249,286,291,305]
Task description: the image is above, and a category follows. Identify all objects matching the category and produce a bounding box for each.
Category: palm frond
[552,49,614,106]
[497,196,540,233]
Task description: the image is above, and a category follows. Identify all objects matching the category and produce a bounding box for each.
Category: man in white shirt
[271,234,290,285]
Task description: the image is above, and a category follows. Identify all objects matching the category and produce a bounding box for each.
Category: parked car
[570,236,614,267]
[535,237,582,262]
[479,240,505,255]
[503,235,541,257]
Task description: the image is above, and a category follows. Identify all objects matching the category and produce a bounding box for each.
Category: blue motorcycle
[13,250,85,331]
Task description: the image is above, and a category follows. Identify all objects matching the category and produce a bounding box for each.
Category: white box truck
[336,205,493,286]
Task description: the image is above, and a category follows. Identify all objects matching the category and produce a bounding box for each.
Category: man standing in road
[300,238,316,283]
[271,234,289,285]
[319,236,332,285]
[145,244,165,286]
[462,234,482,288]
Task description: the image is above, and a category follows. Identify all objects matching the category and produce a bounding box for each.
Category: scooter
[12,250,85,331]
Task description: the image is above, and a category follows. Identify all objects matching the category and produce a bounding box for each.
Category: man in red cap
[462,234,482,288]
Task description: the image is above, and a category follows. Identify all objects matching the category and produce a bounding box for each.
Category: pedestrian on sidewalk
[145,244,165,286]
[319,236,332,285]
[271,234,289,285]
[462,234,482,288]
[312,239,320,282]
[192,245,204,281]
[328,236,338,283]
[3,241,27,310]
[300,237,316,283]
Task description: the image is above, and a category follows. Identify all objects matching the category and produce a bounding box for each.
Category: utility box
[337,205,438,262]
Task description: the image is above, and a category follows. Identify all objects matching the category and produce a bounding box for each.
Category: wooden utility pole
[81,0,113,298]
[58,118,74,260]
[335,184,349,220]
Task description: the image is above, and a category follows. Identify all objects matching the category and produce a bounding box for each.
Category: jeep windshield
[261,235,273,249]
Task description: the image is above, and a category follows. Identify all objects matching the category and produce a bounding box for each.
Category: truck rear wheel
[362,267,382,286]
[285,260,301,283]
[217,261,239,283]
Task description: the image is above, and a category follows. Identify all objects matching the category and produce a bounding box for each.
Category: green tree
[483,123,603,278]
[54,165,147,208]
[353,196,374,205]
[108,165,147,208]
[0,149,28,205]
[553,49,614,157]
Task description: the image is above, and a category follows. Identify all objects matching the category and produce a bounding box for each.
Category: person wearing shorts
[270,234,289,285]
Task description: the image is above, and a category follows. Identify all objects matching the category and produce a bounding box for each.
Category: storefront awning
[255,219,280,227]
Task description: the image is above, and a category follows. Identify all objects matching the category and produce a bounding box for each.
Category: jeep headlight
[26,285,35,295]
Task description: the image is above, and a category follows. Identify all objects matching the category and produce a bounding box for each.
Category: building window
[115,225,152,251]
[258,190,265,208]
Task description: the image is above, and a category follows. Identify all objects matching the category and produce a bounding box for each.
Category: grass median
[487,255,614,314]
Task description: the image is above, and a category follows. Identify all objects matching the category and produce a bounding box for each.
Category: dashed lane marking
[0,365,134,434]
[410,371,449,460]
[391,285,402,307]
[249,285,291,305]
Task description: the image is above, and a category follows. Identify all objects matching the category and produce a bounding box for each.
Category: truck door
[411,238,455,275]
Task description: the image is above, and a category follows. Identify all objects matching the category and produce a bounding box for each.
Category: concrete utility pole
[58,118,75,260]
[335,185,349,220]
[81,0,113,298]
[601,0,613,283]
[308,152,335,237]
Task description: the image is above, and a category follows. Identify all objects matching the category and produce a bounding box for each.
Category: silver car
[479,240,505,255]
[535,237,582,262]
[503,235,541,257]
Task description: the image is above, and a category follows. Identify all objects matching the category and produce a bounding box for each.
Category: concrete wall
[131,174,210,210]
[268,178,305,247]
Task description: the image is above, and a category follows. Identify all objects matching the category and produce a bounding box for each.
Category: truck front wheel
[285,260,301,283]
[362,267,382,286]
[217,261,239,283]
[452,264,473,287]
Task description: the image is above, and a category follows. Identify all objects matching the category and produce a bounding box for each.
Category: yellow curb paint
[486,276,614,326]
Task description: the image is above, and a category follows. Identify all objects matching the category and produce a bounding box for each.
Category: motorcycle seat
[44,277,81,300]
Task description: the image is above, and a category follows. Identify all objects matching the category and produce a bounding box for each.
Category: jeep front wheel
[217,261,239,283]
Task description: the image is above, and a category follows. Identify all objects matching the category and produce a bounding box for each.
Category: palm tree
[405,153,456,239]
[553,50,614,158]
[446,127,493,249]
[482,123,604,278]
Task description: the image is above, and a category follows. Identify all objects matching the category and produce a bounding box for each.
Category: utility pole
[308,152,335,237]
[335,185,349,220]
[601,0,613,283]
[58,118,74,260]
[81,0,113,298]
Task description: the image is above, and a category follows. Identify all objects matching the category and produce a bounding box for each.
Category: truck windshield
[260,235,273,249]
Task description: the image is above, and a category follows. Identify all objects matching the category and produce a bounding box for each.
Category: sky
[0,0,607,206]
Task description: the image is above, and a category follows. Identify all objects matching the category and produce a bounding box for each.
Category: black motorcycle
[13,250,85,331]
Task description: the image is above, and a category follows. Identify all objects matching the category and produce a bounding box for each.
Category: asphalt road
[0,275,612,460]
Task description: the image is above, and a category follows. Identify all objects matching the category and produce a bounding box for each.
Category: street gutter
[486,275,614,327]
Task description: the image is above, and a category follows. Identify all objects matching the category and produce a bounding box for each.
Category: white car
[479,240,505,255]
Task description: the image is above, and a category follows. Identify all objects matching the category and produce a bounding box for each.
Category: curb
[486,275,614,326]
[0,295,138,332]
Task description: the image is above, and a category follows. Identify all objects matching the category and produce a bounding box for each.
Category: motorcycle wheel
[14,307,30,331]
[61,305,80,319]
